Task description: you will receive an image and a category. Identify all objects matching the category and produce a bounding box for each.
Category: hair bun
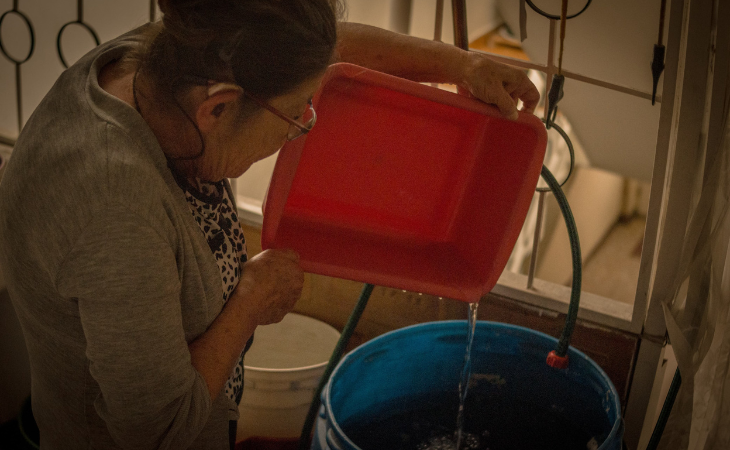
[146,0,339,105]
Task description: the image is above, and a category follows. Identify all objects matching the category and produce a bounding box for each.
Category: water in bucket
[409,303,483,450]
[377,302,483,450]
[343,389,601,450]
[314,321,623,450]
[344,306,596,450]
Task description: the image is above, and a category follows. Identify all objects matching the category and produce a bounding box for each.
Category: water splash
[455,302,479,450]
[416,431,481,450]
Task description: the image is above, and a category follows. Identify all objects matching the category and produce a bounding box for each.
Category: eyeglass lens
[287,102,316,141]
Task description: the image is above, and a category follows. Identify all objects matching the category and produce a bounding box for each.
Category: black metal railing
[0,0,157,143]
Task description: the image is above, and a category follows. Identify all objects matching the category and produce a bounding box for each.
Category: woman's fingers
[235,249,304,325]
[465,53,540,119]
[489,86,520,121]
[511,77,540,115]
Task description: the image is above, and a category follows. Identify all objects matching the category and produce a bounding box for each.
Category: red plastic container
[262,63,547,302]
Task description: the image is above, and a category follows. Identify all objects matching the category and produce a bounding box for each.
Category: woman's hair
[129,0,343,115]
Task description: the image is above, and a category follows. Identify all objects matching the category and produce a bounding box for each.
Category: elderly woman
[0,0,538,449]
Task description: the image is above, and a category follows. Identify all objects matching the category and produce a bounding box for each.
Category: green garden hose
[540,164,582,359]
[298,283,375,450]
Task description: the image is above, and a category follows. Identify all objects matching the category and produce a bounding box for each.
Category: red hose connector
[546,351,569,369]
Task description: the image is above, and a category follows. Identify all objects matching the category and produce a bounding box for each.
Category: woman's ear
[196,83,242,133]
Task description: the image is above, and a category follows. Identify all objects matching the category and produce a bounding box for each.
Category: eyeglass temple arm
[244,93,313,133]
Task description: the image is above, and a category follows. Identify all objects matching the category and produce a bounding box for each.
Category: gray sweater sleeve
[55,202,212,450]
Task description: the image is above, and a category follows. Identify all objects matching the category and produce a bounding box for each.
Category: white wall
[345,0,392,29]
[409,0,500,43]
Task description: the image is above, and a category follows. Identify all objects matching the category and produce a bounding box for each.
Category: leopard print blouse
[175,173,248,405]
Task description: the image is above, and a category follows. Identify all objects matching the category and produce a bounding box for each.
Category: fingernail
[508,111,519,121]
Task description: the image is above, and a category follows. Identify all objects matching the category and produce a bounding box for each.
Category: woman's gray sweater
[0,27,238,449]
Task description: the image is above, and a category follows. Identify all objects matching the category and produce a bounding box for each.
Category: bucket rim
[322,320,623,450]
[243,360,329,373]
[243,313,340,373]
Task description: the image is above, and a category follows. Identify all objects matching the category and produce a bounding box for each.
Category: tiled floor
[581,216,646,305]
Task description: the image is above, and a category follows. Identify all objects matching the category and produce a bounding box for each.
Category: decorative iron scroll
[0,0,157,136]
[0,0,35,134]
[56,0,100,68]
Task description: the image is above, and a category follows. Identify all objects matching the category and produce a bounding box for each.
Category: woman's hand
[187,249,303,400]
[233,249,304,326]
[460,52,540,121]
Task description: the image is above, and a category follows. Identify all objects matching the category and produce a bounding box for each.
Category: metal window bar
[474,50,663,103]
[57,0,100,69]
[0,0,35,137]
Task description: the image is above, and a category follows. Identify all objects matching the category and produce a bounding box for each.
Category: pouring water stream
[455,302,479,450]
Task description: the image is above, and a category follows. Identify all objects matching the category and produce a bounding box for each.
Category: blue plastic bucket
[312,321,623,450]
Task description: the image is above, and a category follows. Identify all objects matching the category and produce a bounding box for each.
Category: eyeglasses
[202,78,316,142]
[243,93,317,141]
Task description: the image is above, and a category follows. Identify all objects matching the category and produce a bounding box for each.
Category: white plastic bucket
[236,313,340,443]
